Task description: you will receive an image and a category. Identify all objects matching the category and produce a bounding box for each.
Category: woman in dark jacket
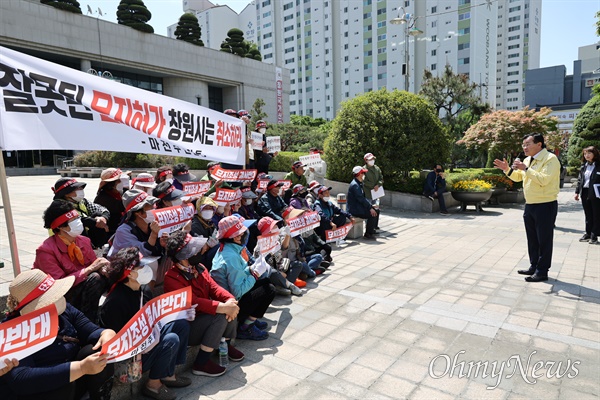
[575,146,600,244]
[1,270,115,400]
[94,168,126,238]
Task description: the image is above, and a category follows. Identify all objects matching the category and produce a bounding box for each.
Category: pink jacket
[33,235,96,286]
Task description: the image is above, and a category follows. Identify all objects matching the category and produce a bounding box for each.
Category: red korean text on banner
[256,232,281,255]
[250,132,264,150]
[181,181,211,197]
[0,304,58,363]
[287,211,321,237]
[101,287,191,363]
[299,153,322,168]
[325,223,353,243]
[149,204,196,236]
[214,188,243,206]
[211,166,257,182]
[257,179,270,191]
[278,180,292,191]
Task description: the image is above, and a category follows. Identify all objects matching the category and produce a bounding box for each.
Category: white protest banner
[257,232,281,255]
[0,304,58,365]
[279,180,292,191]
[257,179,270,191]
[0,46,245,165]
[299,153,322,168]
[325,223,353,243]
[266,136,281,153]
[287,211,321,237]
[102,287,191,363]
[371,186,385,200]
[211,166,257,182]
[149,204,196,236]
[214,188,243,206]
[251,132,264,150]
[181,181,211,197]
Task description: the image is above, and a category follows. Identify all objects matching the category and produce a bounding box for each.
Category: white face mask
[322,196,331,202]
[120,176,130,189]
[116,182,124,192]
[72,190,84,203]
[201,210,214,220]
[171,198,183,207]
[244,199,253,205]
[217,206,225,214]
[367,160,375,167]
[135,265,153,285]
[143,211,155,224]
[258,127,266,134]
[66,218,84,237]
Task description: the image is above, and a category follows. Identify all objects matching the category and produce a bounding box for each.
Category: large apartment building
[175,0,541,119]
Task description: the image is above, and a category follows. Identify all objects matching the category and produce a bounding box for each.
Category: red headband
[267,182,282,190]
[157,185,175,199]
[176,170,189,176]
[223,222,244,239]
[125,192,149,213]
[50,210,79,229]
[14,274,55,312]
[52,179,77,193]
[136,176,154,183]
[176,234,193,253]
[159,169,172,178]
[104,169,122,180]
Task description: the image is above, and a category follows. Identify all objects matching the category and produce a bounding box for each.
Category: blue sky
[85,0,599,74]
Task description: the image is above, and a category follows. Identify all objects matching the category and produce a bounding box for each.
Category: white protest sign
[299,153,322,168]
[288,211,321,237]
[149,204,196,236]
[325,223,353,243]
[266,136,281,153]
[251,132,264,150]
[257,232,281,255]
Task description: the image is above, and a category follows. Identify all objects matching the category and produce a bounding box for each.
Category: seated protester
[190,197,220,270]
[256,179,287,224]
[306,180,321,209]
[210,216,276,341]
[164,231,245,377]
[119,172,131,194]
[347,166,380,240]
[94,168,127,238]
[153,181,185,209]
[251,172,270,193]
[34,200,110,322]
[289,184,311,210]
[281,207,326,280]
[423,164,450,216]
[52,177,110,249]
[172,163,197,191]
[100,247,192,400]
[107,190,165,285]
[131,173,157,195]
[210,198,230,227]
[154,165,173,185]
[283,161,309,204]
[238,191,261,252]
[313,186,354,242]
[3,270,115,400]
[302,230,333,264]
[256,217,304,295]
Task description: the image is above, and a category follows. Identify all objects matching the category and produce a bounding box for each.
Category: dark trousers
[17,345,114,400]
[189,313,237,348]
[142,319,190,380]
[352,209,380,235]
[66,272,108,323]
[523,201,558,275]
[237,278,276,323]
[425,189,447,212]
[581,189,600,236]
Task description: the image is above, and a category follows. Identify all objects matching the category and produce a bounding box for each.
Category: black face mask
[188,253,204,266]
[436,169,443,173]
[298,192,308,198]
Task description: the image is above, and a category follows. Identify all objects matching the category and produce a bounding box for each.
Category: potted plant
[450,179,493,212]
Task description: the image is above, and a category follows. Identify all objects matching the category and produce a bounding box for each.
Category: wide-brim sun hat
[175,235,208,261]
[217,216,248,239]
[9,270,74,316]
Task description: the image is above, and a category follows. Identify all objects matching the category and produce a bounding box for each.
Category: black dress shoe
[579,234,591,242]
[363,233,376,240]
[525,274,548,282]
[517,268,536,275]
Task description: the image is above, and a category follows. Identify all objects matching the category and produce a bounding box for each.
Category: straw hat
[9,270,74,315]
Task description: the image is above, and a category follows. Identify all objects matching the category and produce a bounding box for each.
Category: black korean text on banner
[287,211,321,237]
[101,287,191,363]
[266,136,281,153]
[0,46,245,165]
[0,304,58,364]
[251,132,264,150]
[211,166,257,182]
[214,188,243,206]
[149,204,196,236]
[181,181,211,197]
[299,154,322,168]
[279,180,292,191]
[256,232,281,255]
[325,223,353,243]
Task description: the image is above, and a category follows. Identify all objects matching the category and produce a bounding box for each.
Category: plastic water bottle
[218,338,229,367]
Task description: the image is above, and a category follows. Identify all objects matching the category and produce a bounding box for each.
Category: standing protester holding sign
[574,146,600,244]
[347,166,380,240]
[52,178,111,249]
[2,270,116,400]
[254,120,277,174]
[362,153,384,228]
[34,200,110,323]
[494,133,561,282]
[100,247,192,400]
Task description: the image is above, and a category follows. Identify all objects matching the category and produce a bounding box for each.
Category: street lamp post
[390,8,423,92]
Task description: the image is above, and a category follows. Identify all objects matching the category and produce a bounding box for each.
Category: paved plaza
[1,175,599,400]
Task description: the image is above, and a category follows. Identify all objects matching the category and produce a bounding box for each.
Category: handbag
[114,354,142,383]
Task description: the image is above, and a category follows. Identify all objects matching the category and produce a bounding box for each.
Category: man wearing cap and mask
[52,177,111,249]
[164,231,245,377]
[94,168,130,237]
[347,166,380,240]
[100,247,193,400]
[3,269,116,400]
[34,200,111,322]
[257,179,287,223]
[172,163,197,191]
[314,186,355,241]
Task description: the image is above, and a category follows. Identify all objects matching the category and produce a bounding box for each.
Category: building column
[81,59,92,73]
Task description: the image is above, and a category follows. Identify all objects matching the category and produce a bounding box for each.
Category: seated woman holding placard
[2,269,115,400]
[99,247,192,400]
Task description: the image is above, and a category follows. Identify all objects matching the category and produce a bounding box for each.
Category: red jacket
[33,235,96,286]
[164,265,234,315]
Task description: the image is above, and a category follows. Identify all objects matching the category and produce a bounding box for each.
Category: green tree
[568,94,600,169]
[174,13,204,46]
[325,88,449,182]
[40,0,82,13]
[460,107,561,166]
[245,42,262,61]
[290,115,328,127]
[117,0,154,33]
[596,11,600,36]
[249,98,268,125]
[220,28,245,55]
[268,123,329,152]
